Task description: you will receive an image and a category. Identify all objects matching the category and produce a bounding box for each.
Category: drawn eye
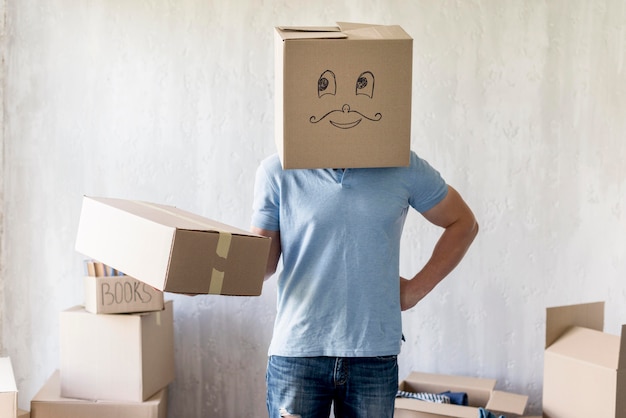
[318,70,336,98]
[356,71,374,98]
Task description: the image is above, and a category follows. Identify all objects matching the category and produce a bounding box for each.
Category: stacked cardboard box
[30,196,271,416]
[30,284,173,417]
[82,261,164,314]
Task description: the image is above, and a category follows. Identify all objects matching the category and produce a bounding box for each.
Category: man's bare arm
[400,185,478,311]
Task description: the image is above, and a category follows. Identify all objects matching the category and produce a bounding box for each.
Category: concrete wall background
[1,1,625,416]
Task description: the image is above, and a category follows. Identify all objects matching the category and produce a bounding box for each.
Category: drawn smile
[330,119,362,129]
[310,104,382,130]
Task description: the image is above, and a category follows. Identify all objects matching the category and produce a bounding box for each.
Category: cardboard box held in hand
[75,196,271,296]
[275,22,413,169]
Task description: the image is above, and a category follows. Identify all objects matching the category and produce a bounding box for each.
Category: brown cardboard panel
[17,409,29,418]
[31,371,166,418]
[75,196,270,296]
[400,372,494,407]
[543,349,617,418]
[275,22,412,169]
[60,301,174,402]
[545,301,604,348]
[0,357,17,418]
[485,390,528,416]
[84,275,164,314]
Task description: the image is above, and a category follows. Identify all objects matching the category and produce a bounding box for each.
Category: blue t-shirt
[251,151,448,357]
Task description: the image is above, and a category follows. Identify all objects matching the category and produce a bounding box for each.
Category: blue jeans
[266,355,398,418]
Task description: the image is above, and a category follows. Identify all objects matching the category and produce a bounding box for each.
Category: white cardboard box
[0,357,17,418]
[60,301,174,402]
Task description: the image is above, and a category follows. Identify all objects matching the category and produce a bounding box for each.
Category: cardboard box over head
[0,357,17,418]
[31,371,166,418]
[60,301,174,402]
[395,371,528,418]
[75,196,271,296]
[543,301,626,418]
[275,22,413,169]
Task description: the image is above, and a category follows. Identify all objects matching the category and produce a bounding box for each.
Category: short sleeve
[251,155,281,231]
[407,152,448,213]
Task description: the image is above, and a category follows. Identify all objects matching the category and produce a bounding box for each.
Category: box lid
[276,22,411,41]
[546,325,622,370]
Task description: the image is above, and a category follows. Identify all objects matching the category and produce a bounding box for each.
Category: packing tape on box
[209,269,225,294]
[133,200,232,294]
[216,231,232,259]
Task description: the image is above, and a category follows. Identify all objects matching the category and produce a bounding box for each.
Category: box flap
[484,390,528,415]
[546,325,621,369]
[276,26,346,40]
[403,372,495,407]
[340,23,412,40]
[277,25,341,32]
[336,22,381,31]
[545,301,605,348]
[617,324,626,370]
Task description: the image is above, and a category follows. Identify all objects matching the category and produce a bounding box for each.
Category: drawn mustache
[309,104,382,126]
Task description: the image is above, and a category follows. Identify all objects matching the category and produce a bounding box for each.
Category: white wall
[1,1,625,416]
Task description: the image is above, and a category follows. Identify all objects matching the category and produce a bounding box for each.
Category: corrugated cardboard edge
[617,324,626,370]
[545,301,605,348]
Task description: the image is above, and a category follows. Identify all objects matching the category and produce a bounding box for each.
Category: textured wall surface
[1,1,625,416]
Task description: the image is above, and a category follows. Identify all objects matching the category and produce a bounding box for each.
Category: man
[251,151,478,418]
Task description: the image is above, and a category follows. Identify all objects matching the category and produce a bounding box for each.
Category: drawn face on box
[309,69,382,130]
